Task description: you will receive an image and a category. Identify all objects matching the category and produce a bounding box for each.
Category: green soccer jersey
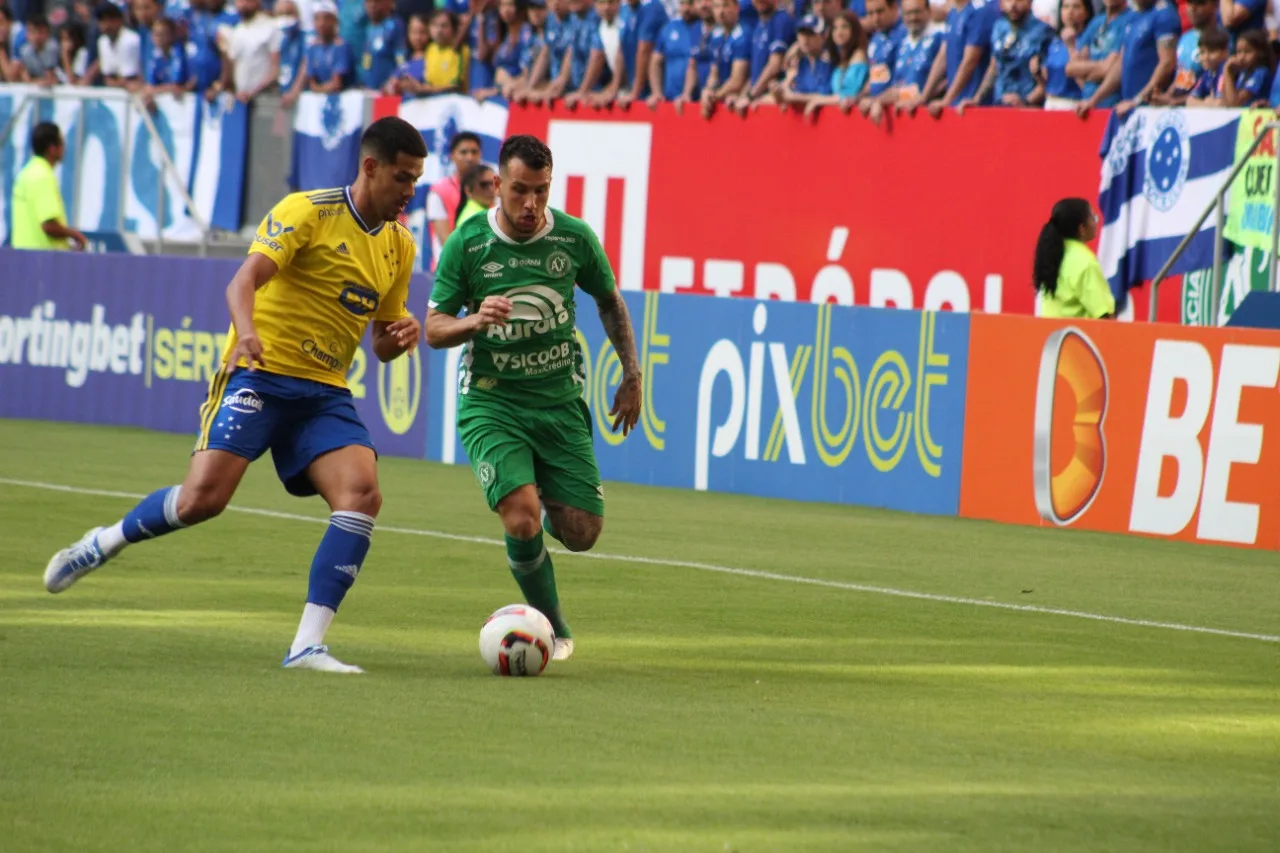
[429,207,617,408]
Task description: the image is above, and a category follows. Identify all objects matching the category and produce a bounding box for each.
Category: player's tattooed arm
[596,290,640,379]
[595,290,642,436]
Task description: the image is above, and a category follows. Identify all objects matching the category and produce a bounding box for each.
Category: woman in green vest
[454,164,496,227]
[1034,198,1115,320]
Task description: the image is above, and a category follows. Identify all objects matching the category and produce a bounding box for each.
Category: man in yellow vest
[11,122,87,252]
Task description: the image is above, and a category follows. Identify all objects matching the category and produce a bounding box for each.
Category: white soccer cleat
[44,527,109,593]
[552,637,574,661]
[282,645,364,674]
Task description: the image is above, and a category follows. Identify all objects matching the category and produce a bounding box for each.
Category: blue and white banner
[288,91,368,192]
[1098,108,1239,308]
[397,94,508,270]
[0,84,247,244]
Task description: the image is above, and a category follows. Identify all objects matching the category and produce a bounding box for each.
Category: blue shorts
[195,368,375,497]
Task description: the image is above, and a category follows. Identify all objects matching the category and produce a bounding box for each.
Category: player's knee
[176,483,231,524]
[338,482,382,517]
[560,525,600,553]
[503,510,542,540]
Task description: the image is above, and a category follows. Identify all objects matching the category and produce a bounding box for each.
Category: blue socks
[307,511,375,610]
[121,486,187,543]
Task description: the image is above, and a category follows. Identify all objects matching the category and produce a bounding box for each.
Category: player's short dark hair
[95,2,124,20]
[25,13,48,28]
[31,122,62,157]
[1199,28,1229,52]
[360,116,427,163]
[449,131,481,154]
[499,135,552,173]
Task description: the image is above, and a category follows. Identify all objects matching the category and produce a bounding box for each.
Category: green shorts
[458,397,604,516]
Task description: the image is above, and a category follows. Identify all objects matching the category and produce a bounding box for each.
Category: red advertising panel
[960,313,1280,549]
[503,104,1120,316]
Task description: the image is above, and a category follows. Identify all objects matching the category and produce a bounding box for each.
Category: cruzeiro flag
[1097,108,1240,310]
[397,95,508,271]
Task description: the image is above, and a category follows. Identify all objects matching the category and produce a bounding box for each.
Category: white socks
[97,521,129,558]
[290,603,336,656]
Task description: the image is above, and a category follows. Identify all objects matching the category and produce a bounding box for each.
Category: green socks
[505,532,571,639]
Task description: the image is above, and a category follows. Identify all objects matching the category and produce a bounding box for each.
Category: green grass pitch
[1,419,1277,853]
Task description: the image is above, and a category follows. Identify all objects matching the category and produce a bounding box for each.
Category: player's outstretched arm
[595,290,642,436]
[424,297,512,349]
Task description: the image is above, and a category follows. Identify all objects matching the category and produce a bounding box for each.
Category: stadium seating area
[0,0,1273,118]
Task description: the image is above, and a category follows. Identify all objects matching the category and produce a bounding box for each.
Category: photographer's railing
[0,85,210,257]
[1149,120,1280,324]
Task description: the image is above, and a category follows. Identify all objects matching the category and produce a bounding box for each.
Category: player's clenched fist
[472,295,512,329]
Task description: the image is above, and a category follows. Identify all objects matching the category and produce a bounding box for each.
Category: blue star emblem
[1150,127,1182,193]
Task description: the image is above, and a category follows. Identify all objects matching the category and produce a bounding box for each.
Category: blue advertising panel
[0,249,430,460]
[426,292,971,516]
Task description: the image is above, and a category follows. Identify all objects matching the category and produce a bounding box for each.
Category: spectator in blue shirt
[358,0,405,89]
[1219,0,1267,40]
[616,0,668,104]
[144,16,193,93]
[1079,0,1179,117]
[528,0,575,101]
[648,0,703,106]
[567,0,598,90]
[1188,27,1228,104]
[699,0,750,114]
[1037,0,1090,109]
[132,0,160,62]
[1064,0,1128,109]
[1154,0,1222,105]
[1222,28,1272,105]
[466,0,501,91]
[774,14,832,110]
[862,0,905,103]
[505,0,547,98]
[565,0,621,106]
[284,0,352,103]
[799,11,867,118]
[962,0,1051,108]
[184,0,236,93]
[691,0,716,94]
[733,0,795,113]
[907,0,998,114]
[276,0,306,95]
[866,0,938,121]
[479,0,529,99]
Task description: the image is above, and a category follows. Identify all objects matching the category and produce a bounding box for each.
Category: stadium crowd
[0,0,1279,117]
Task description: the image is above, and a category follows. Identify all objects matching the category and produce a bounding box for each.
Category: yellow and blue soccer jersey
[224,185,416,389]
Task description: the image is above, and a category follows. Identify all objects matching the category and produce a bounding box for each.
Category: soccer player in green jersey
[424,134,642,662]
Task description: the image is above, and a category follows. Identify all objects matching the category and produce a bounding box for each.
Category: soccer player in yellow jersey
[42,118,428,675]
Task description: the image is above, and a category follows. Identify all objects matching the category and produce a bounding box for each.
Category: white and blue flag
[0,84,247,243]
[1097,108,1240,309]
[398,94,508,270]
[289,91,368,192]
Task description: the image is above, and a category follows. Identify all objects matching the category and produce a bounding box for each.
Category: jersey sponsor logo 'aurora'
[486,285,572,341]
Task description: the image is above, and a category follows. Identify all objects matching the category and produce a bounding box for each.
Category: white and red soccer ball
[478,604,555,676]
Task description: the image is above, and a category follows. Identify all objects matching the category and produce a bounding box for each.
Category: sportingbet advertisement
[0,250,430,459]
[426,291,972,516]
